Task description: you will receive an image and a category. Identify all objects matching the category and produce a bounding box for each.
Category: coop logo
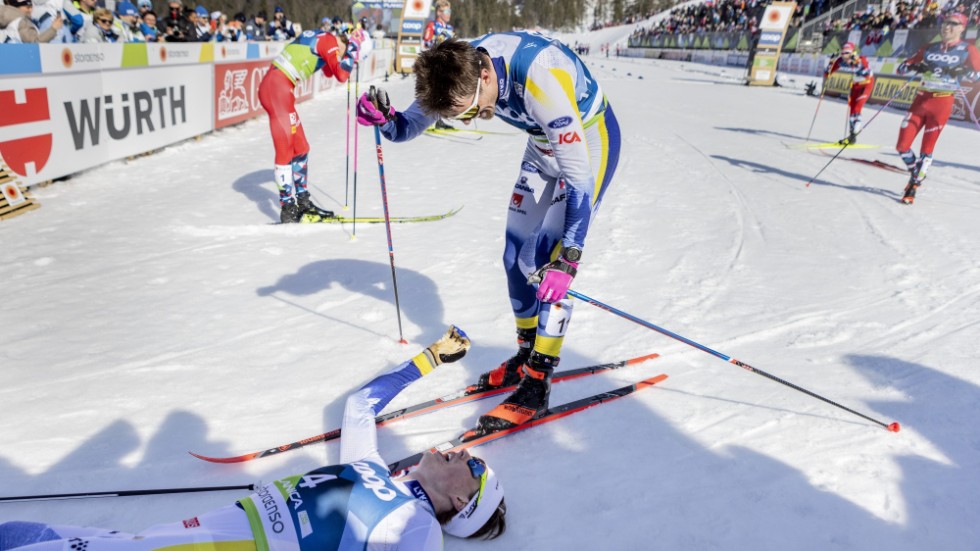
[0,88,53,178]
[401,19,423,33]
[759,32,782,46]
[925,53,962,63]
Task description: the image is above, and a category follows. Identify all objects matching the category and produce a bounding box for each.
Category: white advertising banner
[0,65,212,186]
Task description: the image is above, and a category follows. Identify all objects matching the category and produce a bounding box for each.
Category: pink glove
[530,258,578,303]
[357,86,395,126]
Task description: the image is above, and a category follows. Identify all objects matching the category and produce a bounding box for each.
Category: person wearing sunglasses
[894,12,980,204]
[423,0,454,49]
[356,33,620,434]
[0,326,506,551]
[823,42,874,145]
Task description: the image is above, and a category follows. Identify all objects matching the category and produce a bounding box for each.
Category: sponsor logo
[401,19,423,33]
[2,183,26,207]
[511,192,523,207]
[759,32,782,46]
[925,53,963,63]
[551,192,566,205]
[217,69,250,120]
[351,462,397,501]
[558,131,581,144]
[520,161,539,173]
[548,116,573,129]
[182,517,200,529]
[160,47,167,62]
[61,48,72,68]
[63,86,188,150]
[0,88,53,178]
[255,485,285,533]
[516,182,534,193]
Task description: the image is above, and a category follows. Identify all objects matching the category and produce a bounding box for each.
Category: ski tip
[887,422,901,433]
[188,451,256,464]
[626,352,661,364]
[398,338,408,344]
[638,374,669,387]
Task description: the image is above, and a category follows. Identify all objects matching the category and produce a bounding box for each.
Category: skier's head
[941,12,967,43]
[434,0,451,23]
[414,38,496,122]
[414,450,507,540]
[841,42,855,56]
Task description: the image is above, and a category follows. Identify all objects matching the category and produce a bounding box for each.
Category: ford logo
[547,116,573,129]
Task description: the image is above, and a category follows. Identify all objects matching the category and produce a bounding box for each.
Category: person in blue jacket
[357,33,621,434]
[0,326,506,550]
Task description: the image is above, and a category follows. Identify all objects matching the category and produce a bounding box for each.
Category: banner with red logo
[1,65,212,186]
[214,60,320,130]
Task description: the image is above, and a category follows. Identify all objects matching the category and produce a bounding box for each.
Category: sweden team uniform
[380,31,621,357]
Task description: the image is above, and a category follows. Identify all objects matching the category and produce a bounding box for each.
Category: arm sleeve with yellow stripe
[339,351,440,465]
[523,48,596,249]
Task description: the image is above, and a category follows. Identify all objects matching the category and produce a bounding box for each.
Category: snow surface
[3,30,980,551]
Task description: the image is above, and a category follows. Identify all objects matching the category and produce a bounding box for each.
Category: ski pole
[373,120,407,344]
[567,289,900,432]
[344,68,352,209]
[0,484,255,504]
[805,73,919,188]
[956,88,980,132]
[805,83,826,142]
[352,61,361,238]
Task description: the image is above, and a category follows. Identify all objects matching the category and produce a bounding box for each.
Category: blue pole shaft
[567,289,898,431]
[374,125,406,343]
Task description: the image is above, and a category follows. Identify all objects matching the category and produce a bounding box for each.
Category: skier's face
[940,20,963,43]
[419,449,483,503]
[450,67,495,123]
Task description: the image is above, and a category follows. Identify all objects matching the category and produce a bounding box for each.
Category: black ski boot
[476,351,558,434]
[280,201,302,223]
[475,328,536,391]
[297,192,335,220]
[434,119,455,131]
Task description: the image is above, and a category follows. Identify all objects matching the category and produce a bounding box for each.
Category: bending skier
[0,326,506,549]
[356,34,621,434]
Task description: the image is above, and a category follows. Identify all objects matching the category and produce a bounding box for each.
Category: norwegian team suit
[258,30,353,207]
[378,31,620,358]
[826,55,875,136]
[0,353,451,551]
[896,39,980,178]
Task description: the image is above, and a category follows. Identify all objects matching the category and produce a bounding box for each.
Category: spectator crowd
[630,0,977,45]
[0,0,366,44]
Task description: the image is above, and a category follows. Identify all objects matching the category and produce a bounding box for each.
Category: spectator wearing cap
[246,9,267,40]
[113,0,144,41]
[267,5,295,41]
[189,4,210,40]
[0,0,62,42]
[140,9,158,40]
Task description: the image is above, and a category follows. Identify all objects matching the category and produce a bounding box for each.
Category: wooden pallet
[0,163,40,221]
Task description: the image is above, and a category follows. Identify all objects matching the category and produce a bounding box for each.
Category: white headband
[443,465,505,538]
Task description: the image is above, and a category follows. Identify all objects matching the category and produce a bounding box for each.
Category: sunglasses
[452,76,482,121]
[941,21,963,26]
[467,458,488,503]
[98,18,113,23]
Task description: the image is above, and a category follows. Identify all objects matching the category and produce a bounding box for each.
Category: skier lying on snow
[0,326,506,550]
